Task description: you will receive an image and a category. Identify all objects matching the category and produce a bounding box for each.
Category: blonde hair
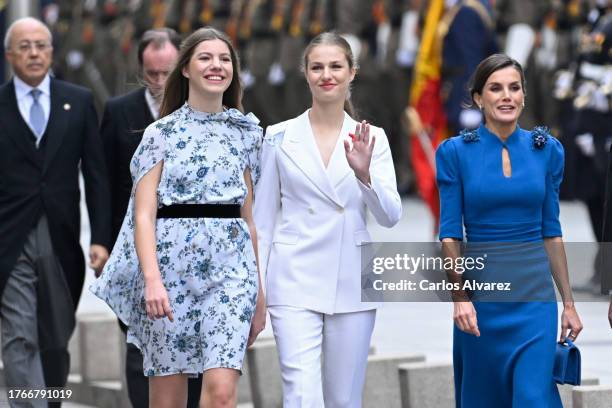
[301,32,358,119]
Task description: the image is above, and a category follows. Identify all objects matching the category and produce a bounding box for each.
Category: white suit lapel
[280,111,343,207]
[326,113,355,189]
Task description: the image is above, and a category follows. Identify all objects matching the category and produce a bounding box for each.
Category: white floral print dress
[91,103,262,377]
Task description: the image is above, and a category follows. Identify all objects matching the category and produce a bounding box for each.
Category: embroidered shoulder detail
[460,128,479,143]
[532,126,549,150]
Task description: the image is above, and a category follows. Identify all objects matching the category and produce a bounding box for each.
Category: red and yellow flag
[407,0,448,233]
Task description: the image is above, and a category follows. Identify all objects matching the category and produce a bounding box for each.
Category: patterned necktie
[29,88,45,141]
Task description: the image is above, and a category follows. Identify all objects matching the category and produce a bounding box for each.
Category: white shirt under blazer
[254,110,402,314]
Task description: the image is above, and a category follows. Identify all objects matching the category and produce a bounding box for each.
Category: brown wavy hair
[159,27,243,118]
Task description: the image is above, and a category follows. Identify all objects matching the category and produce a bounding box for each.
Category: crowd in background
[0,0,610,213]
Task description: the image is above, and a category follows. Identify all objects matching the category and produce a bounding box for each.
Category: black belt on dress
[157,204,241,219]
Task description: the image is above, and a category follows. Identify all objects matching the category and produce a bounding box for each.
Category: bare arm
[134,161,173,322]
[544,237,582,341]
[242,168,266,346]
[544,237,573,303]
[442,238,480,337]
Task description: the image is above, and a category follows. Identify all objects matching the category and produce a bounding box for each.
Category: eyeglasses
[13,41,52,54]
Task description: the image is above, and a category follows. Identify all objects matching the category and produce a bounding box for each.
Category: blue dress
[436,124,563,407]
[91,103,262,376]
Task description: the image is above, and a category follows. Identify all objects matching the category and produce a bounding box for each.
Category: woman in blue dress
[436,54,583,407]
[91,28,266,407]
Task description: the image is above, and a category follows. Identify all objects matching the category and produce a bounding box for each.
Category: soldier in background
[243,0,288,126]
[275,0,317,120]
[165,0,230,34]
[374,0,421,195]
[549,0,590,200]
[330,0,420,195]
[603,143,612,326]
[598,2,612,317]
[333,0,380,123]
[494,0,552,129]
[573,0,611,241]
[572,0,612,292]
[50,0,167,108]
[50,1,113,109]
[440,0,498,135]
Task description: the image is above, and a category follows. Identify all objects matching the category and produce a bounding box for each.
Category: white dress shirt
[144,88,160,120]
[14,74,51,141]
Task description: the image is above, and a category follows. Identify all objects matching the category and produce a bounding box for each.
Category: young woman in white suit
[254,32,402,407]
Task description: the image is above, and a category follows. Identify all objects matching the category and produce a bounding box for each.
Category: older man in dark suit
[0,17,110,405]
[100,28,203,408]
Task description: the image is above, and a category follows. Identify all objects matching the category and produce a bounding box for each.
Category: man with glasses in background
[0,17,110,406]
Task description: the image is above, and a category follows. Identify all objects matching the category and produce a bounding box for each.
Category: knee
[201,381,236,408]
[325,393,355,408]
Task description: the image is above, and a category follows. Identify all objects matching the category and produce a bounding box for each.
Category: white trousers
[268,306,376,408]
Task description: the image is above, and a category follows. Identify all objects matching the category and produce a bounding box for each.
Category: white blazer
[254,110,402,314]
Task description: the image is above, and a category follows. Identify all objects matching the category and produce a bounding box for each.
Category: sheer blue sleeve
[542,136,564,238]
[436,139,464,240]
[129,121,167,187]
[243,124,263,188]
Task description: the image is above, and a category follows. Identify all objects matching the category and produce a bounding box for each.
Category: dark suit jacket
[100,87,154,245]
[442,2,498,133]
[0,77,111,308]
[601,146,612,293]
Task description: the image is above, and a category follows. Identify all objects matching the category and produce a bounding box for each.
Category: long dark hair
[468,53,526,106]
[159,27,243,118]
[301,31,358,119]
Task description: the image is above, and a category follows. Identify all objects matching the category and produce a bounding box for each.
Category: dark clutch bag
[553,338,581,385]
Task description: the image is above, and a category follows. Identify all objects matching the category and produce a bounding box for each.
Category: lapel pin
[63,103,71,111]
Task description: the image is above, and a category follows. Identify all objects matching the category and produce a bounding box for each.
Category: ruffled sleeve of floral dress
[130,119,169,187]
[90,118,170,327]
[230,109,263,188]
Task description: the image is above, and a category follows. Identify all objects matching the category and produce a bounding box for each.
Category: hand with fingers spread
[345,120,376,185]
[454,301,481,337]
[559,303,582,342]
[144,276,174,322]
